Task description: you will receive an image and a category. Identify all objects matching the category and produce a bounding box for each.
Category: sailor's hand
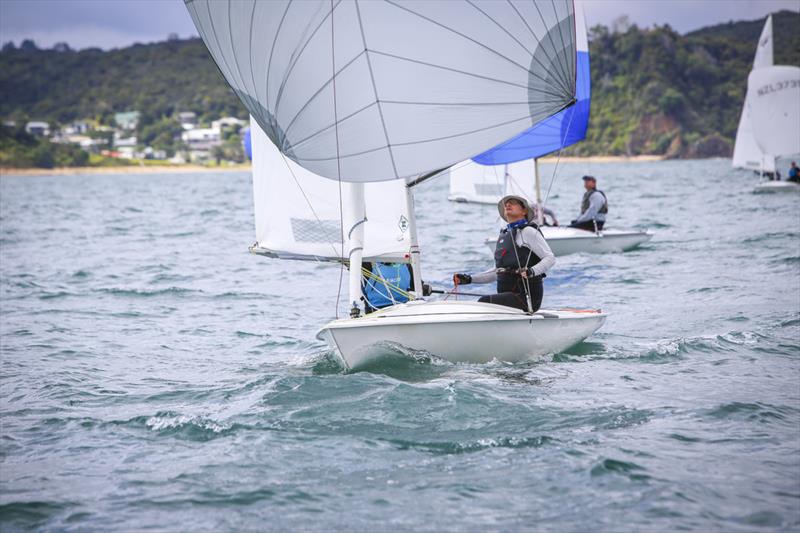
[517,267,534,279]
[453,273,472,285]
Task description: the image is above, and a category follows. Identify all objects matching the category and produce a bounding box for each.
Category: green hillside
[0,10,798,163]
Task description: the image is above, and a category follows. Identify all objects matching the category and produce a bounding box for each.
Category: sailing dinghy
[449,5,652,255]
[733,16,800,193]
[186,0,606,369]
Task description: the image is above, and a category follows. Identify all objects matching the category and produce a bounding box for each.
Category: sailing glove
[453,273,472,285]
[518,267,543,279]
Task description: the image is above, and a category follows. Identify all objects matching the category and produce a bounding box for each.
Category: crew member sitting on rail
[569,175,607,232]
[452,195,555,313]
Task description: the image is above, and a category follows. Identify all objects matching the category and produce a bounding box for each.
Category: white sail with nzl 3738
[186,0,606,369]
[733,15,800,193]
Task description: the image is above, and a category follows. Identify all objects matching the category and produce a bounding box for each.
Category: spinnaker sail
[185,0,578,182]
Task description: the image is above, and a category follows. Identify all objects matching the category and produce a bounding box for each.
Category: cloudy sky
[1,0,798,50]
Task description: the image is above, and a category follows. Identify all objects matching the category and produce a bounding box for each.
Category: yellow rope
[360,266,415,301]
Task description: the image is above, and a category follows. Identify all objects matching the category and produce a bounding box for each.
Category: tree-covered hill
[1,10,798,159]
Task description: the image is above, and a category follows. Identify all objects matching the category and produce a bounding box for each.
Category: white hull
[753,181,800,193]
[485,226,652,256]
[316,301,606,370]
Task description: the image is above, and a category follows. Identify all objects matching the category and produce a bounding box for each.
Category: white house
[25,121,50,136]
[211,116,246,132]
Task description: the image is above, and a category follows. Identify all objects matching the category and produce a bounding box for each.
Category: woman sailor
[453,195,555,312]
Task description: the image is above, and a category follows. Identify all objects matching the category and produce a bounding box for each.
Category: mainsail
[447,159,537,204]
[732,15,776,173]
[185,0,578,182]
[747,66,800,160]
[249,117,411,263]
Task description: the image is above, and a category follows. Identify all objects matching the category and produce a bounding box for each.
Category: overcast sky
[1,0,798,51]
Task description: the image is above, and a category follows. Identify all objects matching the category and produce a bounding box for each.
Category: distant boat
[733,15,800,193]
[450,4,652,255]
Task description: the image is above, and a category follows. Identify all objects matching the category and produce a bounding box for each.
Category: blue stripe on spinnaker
[471,50,590,165]
[243,127,252,160]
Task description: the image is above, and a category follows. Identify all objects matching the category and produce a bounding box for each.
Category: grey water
[1,159,798,531]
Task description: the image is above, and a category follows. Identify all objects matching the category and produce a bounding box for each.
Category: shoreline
[0,155,671,176]
[0,164,251,177]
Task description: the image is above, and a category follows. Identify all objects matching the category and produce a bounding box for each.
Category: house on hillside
[211,117,246,132]
[114,111,140,131]
[181,127,222,162]
[178,111,197,130]
[114,133,138,159]
[63,121,93,135]
[25,121,50,136]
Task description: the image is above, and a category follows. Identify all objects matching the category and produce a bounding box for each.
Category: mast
[404,184,423,298]
[346,182,365,317]
[534,158,543,225]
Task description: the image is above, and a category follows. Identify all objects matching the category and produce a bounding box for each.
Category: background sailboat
[186,0,606,368]
[733,15,800,193]
[448,5,651,255]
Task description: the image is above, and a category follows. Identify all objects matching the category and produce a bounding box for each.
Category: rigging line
[543,105,578,206]
[331,0,345,320]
